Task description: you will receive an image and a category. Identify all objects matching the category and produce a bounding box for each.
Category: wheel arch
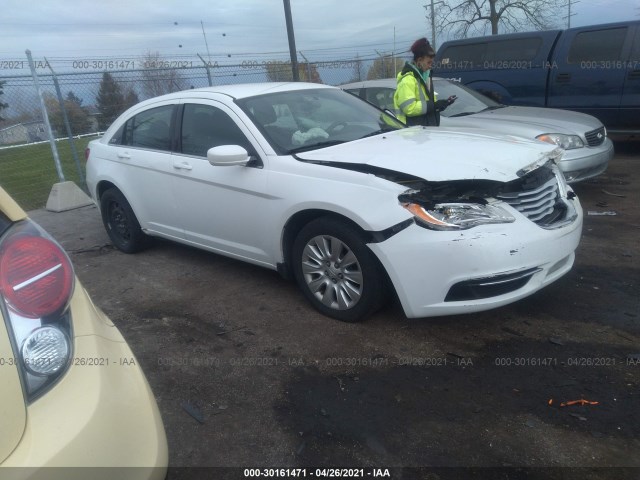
[95,181,143,224]
[278,209,397,304]
[279,210,362,278]
[96,180,120,208]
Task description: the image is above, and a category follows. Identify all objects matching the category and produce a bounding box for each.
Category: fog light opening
[21,326,70,376]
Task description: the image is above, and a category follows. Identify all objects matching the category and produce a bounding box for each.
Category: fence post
[45,58,85,188]
[299,51,313,82]
[197,53,213,87]
[25,49,65,183]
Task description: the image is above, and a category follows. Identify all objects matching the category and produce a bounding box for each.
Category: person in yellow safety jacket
[393,37,456,127]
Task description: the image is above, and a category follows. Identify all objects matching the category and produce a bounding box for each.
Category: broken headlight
[403,202,515,231]
[536,133,584,150]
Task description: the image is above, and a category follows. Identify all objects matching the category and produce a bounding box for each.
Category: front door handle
[173,162,193,171]
[117,152,131,160]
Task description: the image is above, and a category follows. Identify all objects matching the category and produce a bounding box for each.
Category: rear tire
[100,188,149,253]
[292,217,386,322]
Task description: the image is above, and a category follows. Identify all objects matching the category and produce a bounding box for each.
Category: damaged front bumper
[368,201,582,318]
[369,158,582,320]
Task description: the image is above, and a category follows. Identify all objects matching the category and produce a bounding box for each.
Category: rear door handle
[173,161,193,171]
[556,73,571,83]
[117,152,131,160]
[629,70,640,80]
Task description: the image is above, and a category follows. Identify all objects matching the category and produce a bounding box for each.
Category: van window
[483,38,542,62]
[439,43,486,67]
[439,37,542,67]
[568,27,627,63]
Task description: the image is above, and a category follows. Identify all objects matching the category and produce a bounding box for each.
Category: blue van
[434,21,640,138]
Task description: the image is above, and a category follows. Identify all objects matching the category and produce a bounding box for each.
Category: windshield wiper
[287,140,347,155]
[448,105,506,117]
[479,105,506,112]
[447,111,478,118]
[359,127,399,139]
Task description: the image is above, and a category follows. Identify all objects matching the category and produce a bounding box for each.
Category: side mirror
[207,145,250,166]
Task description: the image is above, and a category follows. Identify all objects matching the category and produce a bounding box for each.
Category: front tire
[292,217,386,322]
[100,188,148,253]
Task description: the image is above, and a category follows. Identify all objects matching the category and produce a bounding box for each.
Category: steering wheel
[326,121,349,133]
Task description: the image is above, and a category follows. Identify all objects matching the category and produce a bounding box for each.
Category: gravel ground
[31,143,640,480]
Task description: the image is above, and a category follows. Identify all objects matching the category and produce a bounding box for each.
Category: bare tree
[264,61,322,83]
[347,55,368,83]
[140,51,187,99]
[43,91,92,135]
[434,0,563,38]
[366,56,405,80]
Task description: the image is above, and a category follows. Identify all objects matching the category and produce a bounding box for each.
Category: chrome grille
[585,127,605,147]
[497,176,560,224]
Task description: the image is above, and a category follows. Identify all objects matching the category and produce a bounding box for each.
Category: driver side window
[181,104,252,157]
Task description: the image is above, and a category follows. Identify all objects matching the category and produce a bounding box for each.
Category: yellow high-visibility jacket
[393,62,439,126]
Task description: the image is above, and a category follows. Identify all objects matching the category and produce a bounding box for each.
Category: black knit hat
[410,38,436,60]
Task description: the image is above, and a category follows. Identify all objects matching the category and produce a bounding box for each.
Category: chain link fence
[0,53,402,210]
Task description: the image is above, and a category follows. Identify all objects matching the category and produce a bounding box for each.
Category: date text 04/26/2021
[243,468,391,478]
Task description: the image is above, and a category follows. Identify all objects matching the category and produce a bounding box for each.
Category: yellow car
[0,187,167,479]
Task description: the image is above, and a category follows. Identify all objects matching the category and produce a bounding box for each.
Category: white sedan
[86,82,582,322]
[341,78,613,183]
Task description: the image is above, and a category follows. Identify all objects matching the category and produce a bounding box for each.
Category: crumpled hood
[295,127,562,183]
[448,106,603,136]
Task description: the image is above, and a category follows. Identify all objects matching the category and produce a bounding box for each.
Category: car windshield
[433,79,504,118]
[237,88,404,155]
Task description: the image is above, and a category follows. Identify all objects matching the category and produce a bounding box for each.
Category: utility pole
[565,0,579,28]
[425,0,444,50]
[393,26,397,78]
[283,0,299,81]
[430,0,436,47]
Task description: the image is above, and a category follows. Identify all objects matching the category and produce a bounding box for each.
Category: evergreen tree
[123,88,140,110]
[66,91,83,106]
[0,80,8,122]
[96,72,126,130]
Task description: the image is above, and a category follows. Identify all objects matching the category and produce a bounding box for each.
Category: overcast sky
[1,0,638,67]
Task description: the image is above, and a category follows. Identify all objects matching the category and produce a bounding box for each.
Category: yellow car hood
[0,315,27,463]
[0,187,27,462]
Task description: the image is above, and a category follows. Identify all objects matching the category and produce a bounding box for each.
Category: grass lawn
[0,135,98,211]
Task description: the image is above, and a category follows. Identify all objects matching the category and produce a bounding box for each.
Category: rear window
[567,27,627,63]
[438,37,543,69]
[114,105,174,151]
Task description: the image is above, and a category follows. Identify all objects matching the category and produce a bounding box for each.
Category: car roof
[340,79,396,89]
[149,82,335,103]
[340,78,448,90]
